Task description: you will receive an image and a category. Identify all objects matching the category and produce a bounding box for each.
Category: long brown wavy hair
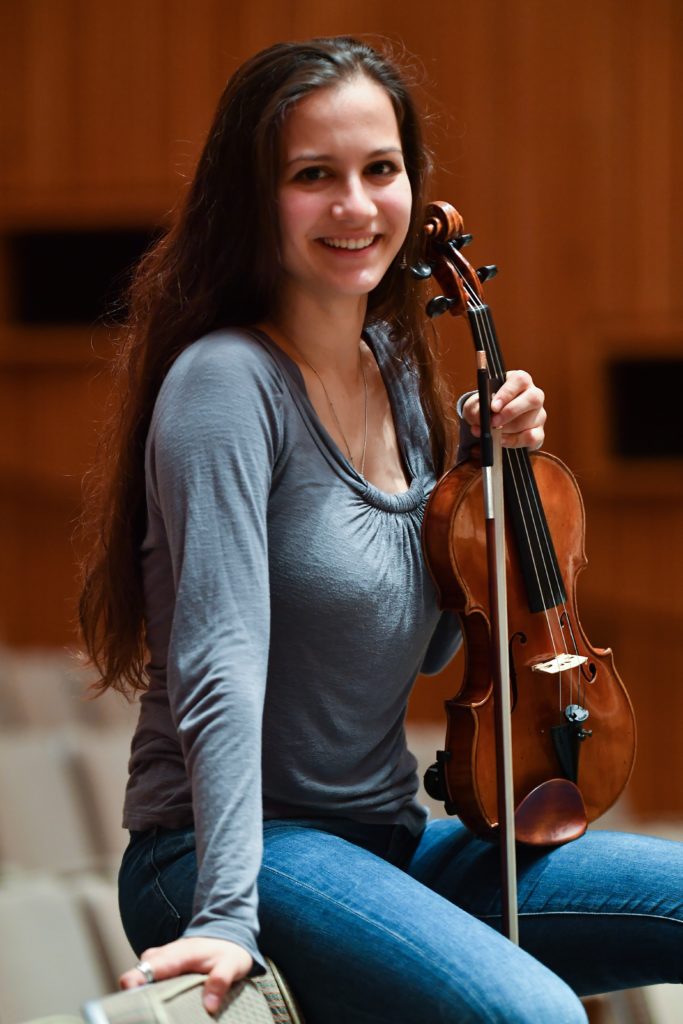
[79,36,457,695]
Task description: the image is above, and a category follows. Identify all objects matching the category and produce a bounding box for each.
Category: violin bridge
[532,654,588,675]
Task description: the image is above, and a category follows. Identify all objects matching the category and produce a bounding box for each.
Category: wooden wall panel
[1,0,681,815]
[75,1,168,189]
[164,0,236,185]
[5,0,81,193]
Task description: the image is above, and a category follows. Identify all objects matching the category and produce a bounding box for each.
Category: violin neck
[468,305,567,614]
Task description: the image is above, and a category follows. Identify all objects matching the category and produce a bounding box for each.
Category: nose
[331,174,378,222]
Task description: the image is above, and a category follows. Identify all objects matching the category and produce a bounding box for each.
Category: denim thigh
[118,826,197,956]
[119,820,585,1022]
[407,819,683,995]
[257,821,585,1024]
[117,817,683,1020]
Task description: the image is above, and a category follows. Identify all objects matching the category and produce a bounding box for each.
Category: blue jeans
[119,818,683,1023]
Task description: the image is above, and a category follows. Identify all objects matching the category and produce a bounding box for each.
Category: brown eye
[294,166,328,182]
[366,160,399,176]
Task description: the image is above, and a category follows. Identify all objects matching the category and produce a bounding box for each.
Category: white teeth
[322,236,374,250]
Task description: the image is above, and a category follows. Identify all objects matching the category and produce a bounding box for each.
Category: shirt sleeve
[455,390,477,465]
[145,332,284,969]
[420,609,462,675]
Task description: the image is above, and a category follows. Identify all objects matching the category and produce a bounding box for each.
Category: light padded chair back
[0,646,139,730]
[67,727,132,867]
[69,874,135,987]
[82,961,304,1024]
[0,730,96,873]
[15,1016,83,1024]
[0,649,77,727]
[0,877,109,1020]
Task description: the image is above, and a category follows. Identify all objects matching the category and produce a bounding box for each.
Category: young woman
[80,37,683,1024]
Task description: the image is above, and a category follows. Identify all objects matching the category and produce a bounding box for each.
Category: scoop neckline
[248,326,427,514]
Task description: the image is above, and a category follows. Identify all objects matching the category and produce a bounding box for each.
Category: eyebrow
[285,146,404,168]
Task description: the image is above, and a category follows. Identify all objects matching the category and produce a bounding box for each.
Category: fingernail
[204,994,220,1014]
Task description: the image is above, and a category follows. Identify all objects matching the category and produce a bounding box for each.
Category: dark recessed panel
[7,228,160,325]
[608,357,682,458]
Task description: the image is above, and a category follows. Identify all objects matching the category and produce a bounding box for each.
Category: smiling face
[276,75,413,312]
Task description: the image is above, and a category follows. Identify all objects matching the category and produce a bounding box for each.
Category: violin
[419,202,636,847]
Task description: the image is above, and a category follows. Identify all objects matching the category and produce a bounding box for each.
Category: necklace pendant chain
[297,346,369,477]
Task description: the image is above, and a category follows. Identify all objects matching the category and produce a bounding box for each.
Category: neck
[267,289,368,378]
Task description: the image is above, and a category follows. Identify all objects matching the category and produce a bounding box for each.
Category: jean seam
[261,864,492,1013]
[149,829,183,935]
[479,910,683,925]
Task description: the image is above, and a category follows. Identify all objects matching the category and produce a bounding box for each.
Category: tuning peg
[476,264,498,282]
[426,295,458,318]
[409,260,433,280]
[454,233,474,250]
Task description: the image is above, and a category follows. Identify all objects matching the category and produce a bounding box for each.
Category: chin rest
[514,779,588,847]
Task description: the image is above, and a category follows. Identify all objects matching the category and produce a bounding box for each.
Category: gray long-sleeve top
[123,324,462,967]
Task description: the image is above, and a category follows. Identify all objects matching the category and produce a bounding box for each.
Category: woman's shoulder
[165,328,287,394]
[150,328,287,450]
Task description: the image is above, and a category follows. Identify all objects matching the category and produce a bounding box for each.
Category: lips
[320,236,376,250]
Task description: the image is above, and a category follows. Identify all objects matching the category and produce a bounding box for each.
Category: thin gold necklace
[295,346,368,476]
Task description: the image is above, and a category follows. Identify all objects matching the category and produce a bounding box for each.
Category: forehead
[281,75,402,155]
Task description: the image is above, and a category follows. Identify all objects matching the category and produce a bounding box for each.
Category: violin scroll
[419,201,486,320]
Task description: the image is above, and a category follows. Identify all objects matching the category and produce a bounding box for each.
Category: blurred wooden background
[0,0,681,820]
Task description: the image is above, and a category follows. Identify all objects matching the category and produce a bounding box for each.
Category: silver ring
[134,960,154,984]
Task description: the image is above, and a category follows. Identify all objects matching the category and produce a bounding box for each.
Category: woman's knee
[441,961,587,1024]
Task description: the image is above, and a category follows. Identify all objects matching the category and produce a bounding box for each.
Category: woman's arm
[121,332,284,1010]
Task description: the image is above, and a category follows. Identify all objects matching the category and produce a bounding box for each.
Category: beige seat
[15,1011,82,1019]
[82,960,304,1024]
[0,646,139,730]
[67,668,140,731]
[15,1017,83,1024]
[66,727,132,868]
[69,874,134,987]
[0,730,97,873]
[0,649,77,728]
[0,876,109,1020]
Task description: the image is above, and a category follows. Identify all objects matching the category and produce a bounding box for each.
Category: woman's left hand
[119,937,253,1015]
[462,370,546,451]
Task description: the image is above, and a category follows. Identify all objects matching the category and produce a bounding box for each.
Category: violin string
[470,302,573,711]
[466,290,571,641]
[464,286,557,606]
[471,290,583,711]
[466,296,562,637]
[463,280,581,711]
[559,611,587,707]
[466,293,566,627]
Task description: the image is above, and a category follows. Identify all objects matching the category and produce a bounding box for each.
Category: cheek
[277,195,312,270]
[278,191,318,239]
[277,198,297,246]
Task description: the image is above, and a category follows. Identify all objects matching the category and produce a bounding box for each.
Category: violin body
[424,448,636,843]
[417,200,636,847]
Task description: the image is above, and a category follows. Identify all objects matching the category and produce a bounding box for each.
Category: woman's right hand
[120,936,254,1015]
